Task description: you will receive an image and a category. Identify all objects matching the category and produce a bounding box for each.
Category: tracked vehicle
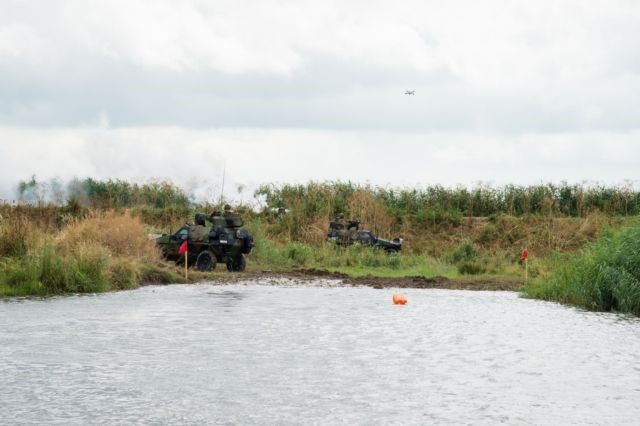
[327,218,403,252]
[155,211,254,272]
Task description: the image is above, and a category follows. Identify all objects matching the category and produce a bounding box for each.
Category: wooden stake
[184,249,188,280]
[525,257,528,284]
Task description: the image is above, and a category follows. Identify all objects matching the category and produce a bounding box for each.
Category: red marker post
[520,247,529,283]
[179,240,188,280]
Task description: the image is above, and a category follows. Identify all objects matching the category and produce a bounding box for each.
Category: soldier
[190,223,208,241]
[331,213,350,242]
[210,209,222,222]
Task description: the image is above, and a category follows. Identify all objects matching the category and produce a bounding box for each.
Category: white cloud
[0,23,51,63]
[3,0,638,81]
[1,0,639,132]
[0,1,639,196]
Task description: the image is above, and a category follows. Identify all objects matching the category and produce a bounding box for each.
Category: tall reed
[524,223,640,314]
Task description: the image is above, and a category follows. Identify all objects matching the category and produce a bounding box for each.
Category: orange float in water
[392,293,407,305]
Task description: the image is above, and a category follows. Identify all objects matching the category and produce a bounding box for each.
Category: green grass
[249,238,526,281]
[258,181,640,219]
[138,263,186,284]
[329,260,458,279]
[524,223,640,314]
[0,238,178,297]
[0,241,109,296]
[4,178,638,301]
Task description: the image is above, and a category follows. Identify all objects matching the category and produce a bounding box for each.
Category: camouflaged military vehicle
[327,217,403,252]
[155,210,254,272]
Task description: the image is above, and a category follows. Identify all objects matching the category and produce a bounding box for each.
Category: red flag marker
[179,240,188,280]
[520,247,529,283]
[179,240,188,255]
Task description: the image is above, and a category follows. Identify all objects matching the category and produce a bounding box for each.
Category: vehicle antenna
[219,161,226,206]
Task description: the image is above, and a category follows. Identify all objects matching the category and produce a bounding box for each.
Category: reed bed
[0,211,179,297]
[524,222,640,315]
[1,179,638,305]
[257,181,640,221]
[15,176,190,209]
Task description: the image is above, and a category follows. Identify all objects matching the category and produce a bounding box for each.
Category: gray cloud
[0,1,639,196]
[1,1,639,133]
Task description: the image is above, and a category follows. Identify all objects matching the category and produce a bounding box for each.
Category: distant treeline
[10,177,640,219]
[15,176,190,209]
[256,182,640,220]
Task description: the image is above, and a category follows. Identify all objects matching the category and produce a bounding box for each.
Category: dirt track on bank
[188,269,524,291]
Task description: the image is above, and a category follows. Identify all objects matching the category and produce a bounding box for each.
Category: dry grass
[405,213,614,258]
[0,204,80,231]
[305,214,332,243]
[347,190,393,237]
[0,216,34,257]
[0,210,174,296]
[55,211,161,263]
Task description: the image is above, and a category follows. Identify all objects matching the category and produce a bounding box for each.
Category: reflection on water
[206,290,246,307]
[1,280,639,425]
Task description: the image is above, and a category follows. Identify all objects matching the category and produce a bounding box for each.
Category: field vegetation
[0,210,183,297]
[524,221,640,315]
[2,177,640,314]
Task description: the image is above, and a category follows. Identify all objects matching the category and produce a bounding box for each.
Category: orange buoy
[392,293,407,305]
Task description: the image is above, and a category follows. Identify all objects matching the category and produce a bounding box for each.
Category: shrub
[525,224,640,314]
[448,243,478,263]
[457,261,486,275]
[0,241,111,295]
[0,217,30,258]
[56,211,160,262]
[475,225,499,246]
[107,258,139,290]
[139,264,184,284]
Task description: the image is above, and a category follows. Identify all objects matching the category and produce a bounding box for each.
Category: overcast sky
[1,0,639,201]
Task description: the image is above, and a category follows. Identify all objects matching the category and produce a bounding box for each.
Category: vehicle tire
[235,254,247,272]
[196,250,216,271]
[384,247,399,253]
[226,254,246,272]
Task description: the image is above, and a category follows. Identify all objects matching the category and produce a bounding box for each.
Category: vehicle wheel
[385,247,399,253]
[235,254,247,271]
[196,250,216,271]
[227,254,246,272]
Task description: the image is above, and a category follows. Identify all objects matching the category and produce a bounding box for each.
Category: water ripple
[1,283,639,425]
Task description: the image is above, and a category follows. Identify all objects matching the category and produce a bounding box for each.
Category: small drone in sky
[405,90,415,95]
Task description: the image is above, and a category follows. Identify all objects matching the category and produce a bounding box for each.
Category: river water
[1,279,639,425]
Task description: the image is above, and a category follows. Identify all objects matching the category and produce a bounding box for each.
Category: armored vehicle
[155,211,254,272]
[327,218,403,252]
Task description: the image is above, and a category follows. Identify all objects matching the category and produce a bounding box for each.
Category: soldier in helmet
[330,213,351,242]
[210,209,222,223]
[334,213,348,236]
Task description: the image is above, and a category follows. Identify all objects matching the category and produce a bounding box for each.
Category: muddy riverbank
[166,269,524,291]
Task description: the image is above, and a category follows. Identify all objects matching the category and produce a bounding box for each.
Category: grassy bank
[2,179,639,307]
[0,212,183,297]
[247,236,537,279]
[0,206,554,297]
[524,221,640,315]
[249,238,457,277]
